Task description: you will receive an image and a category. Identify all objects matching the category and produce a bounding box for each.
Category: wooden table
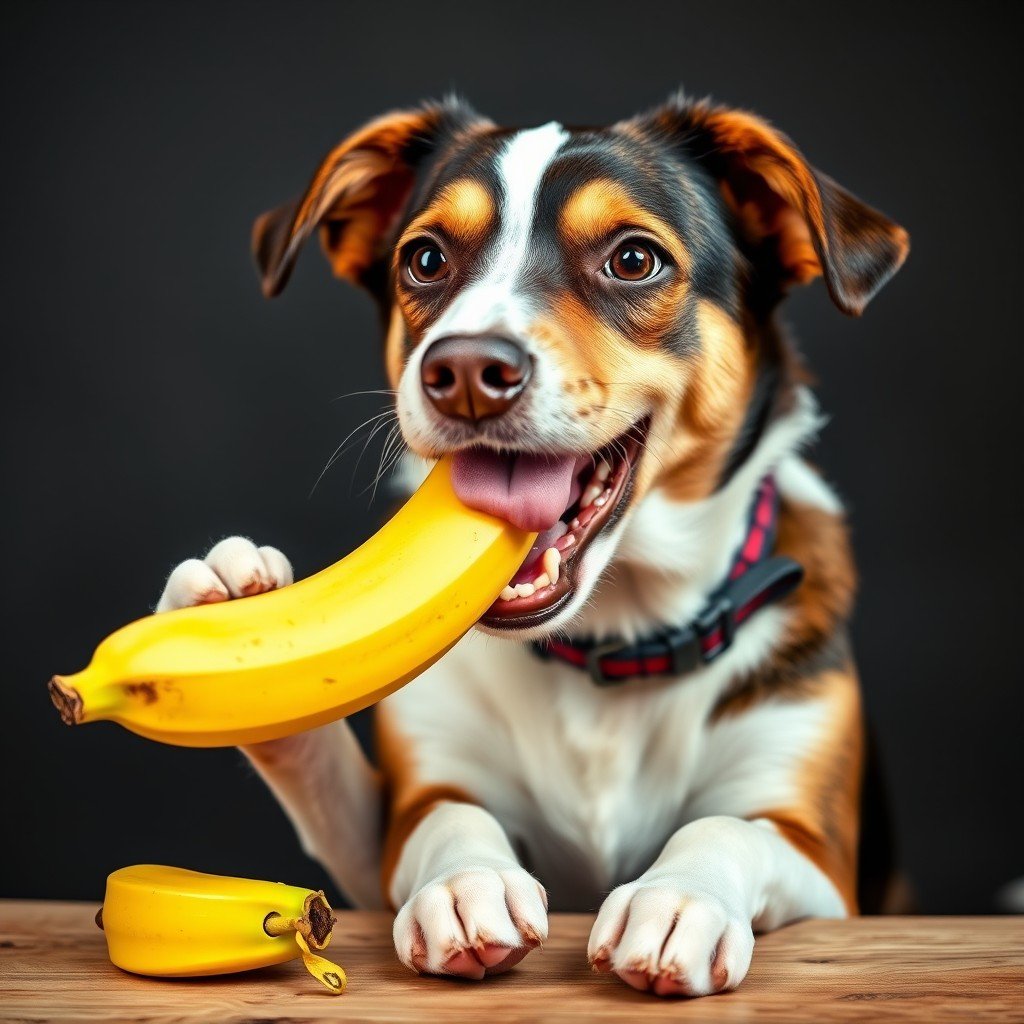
[1,902,1021,1022]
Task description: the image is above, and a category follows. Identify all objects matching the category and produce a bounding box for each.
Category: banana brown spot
[124,681,158,704]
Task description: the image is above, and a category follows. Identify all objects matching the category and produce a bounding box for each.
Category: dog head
[254,94,908,638]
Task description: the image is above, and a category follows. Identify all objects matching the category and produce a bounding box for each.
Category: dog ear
[253,99,487,298]
[639,96,909,315]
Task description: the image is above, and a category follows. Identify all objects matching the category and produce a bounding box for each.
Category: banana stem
[262,891,335,950]
[49,677,83,725]
[262,912,297,937]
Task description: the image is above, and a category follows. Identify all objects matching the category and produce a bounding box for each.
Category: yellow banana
[98,864,345,992]
[49,457,534,747]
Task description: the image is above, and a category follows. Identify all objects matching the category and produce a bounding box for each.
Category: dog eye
[408,244,449,284]
[604,242,662,282]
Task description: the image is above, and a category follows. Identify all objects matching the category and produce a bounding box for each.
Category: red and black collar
[531,476,804,685]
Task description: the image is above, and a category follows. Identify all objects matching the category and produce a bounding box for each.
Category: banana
[98,864,345,992]
[49,456,534,747]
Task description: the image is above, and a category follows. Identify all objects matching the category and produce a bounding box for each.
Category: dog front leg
[242,722,383,908]
[388,801,549,979]
[588,815,846,997]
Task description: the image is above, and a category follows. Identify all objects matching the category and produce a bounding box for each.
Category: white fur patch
[386,602,793,908]
[686,690,833,821]
[587,814,843,994]
[493,122,570,280]
[419,121,568,342]
[776,455,844,514]
[390,802,549,977]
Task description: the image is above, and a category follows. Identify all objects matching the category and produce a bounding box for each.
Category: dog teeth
[497,458,615,605]
[543,547,561,585]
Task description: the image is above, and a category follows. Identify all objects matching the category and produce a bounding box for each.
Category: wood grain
[1,902,1021,1022]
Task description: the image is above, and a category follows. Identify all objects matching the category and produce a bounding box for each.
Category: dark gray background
[3,0,1020,912]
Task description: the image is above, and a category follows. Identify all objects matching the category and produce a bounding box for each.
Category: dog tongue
[451,449,578,532]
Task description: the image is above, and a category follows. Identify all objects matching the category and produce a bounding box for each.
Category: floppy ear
[253,99,487,298]
[641,96,909,315]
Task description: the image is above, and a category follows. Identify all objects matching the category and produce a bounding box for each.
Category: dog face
[254,95,907,638]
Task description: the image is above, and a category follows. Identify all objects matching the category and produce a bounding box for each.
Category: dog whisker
[330,388,398,403]
[350,410,401,494]
[363,423,409,503]
[309,407,397,498]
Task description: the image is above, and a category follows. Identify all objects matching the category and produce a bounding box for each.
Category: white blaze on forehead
[490,120,569,281]
[423,121,569,341]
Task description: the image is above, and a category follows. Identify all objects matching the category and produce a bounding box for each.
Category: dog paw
[588,881,754,997]
[393,866,548,980]
[156,537,293,612]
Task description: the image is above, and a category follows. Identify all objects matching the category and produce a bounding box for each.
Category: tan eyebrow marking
[399,178,495,248]
[559,178,690,272]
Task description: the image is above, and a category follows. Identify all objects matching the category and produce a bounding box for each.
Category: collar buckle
[585,638,629,686]
[661,623,702,675]
[693,594,736,659]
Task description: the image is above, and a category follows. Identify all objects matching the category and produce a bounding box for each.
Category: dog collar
[530,476,804,686]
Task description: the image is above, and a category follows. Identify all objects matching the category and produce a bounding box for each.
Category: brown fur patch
[712,491,857,723]
[711,630,851,723]
[647,99,909,315]
[751,667,865,914]
[300,111,441,283]
[775,495,858,657]
[253,107,454,297]
[399,178,495,251]
[559,179,691,274]
[657,301,756,501]
[529,290,685,490]
[385,303,407,389]
[528,294,763,510]
[697,108,827,287]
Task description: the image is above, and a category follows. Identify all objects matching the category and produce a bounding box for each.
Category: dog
[156,93,908,997]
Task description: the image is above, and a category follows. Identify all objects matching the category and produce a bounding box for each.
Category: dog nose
[420,336,531,422]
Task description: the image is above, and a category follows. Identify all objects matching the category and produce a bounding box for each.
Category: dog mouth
[449,419,649,631]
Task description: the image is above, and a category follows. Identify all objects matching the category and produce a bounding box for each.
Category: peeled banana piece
[48,456,535,747]
[98,864,345,992]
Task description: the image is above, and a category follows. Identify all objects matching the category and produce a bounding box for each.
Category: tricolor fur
[161,93,907,996]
